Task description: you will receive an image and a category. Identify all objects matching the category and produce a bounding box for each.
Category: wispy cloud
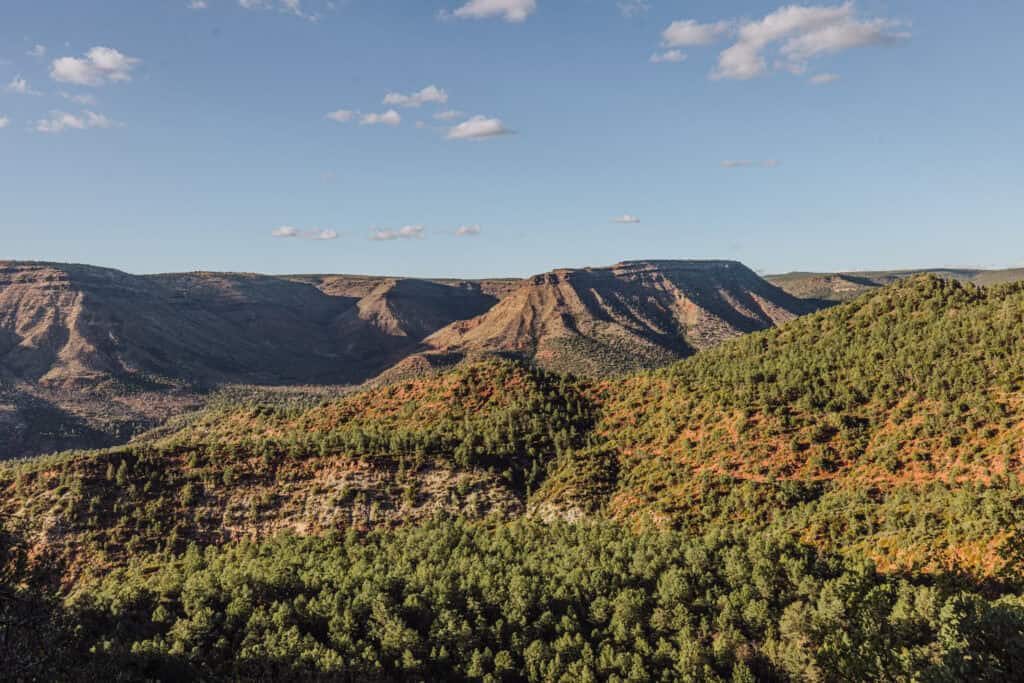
[272,226,339,240]
[618,0,649,18]
[5,75,41,95]
[712,3,909,81]
[360,109,401,126]
[188,0,208,8]
[60,91,97,105]
[325,109,355,123]
[35,110,117,133]
[447,115,511,140]
[809,72,841,85]
[662,19,732,47]
[455,224,482,237]
[657,4,908,82]
[239,0,318,19]
[50,47,140,86]
[27,45,46,58]
[721,160,781,168]
[383,85,448,108]
[611,214,641,224]
[0,116,9,129]
[434,109,463,121]
[650,50,687,64]
[370,225,426,241]
[446,0,536,23]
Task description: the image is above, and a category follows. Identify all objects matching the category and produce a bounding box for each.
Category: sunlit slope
[596,275,1024,575]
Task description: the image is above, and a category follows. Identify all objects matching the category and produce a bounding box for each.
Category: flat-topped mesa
[420,259,822,377]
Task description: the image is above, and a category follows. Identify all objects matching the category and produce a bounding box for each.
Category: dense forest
[5,275,1024,680]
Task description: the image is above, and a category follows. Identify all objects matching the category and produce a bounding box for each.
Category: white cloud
[370,225,426,241]
[618,0,649,18]
[360,109,401,126]
[5,75,41,95]
[809,72,840,85]
[27,45,46,58]
[383,85,448,108]
[60,91,97,105]
[721,160,780,168]
[434,109,463,121]
[611,214,640,224]
[325,109,355,123]
[455,224,482,236]
[650,50,687,64]
[189,0,208,8]
[447,115,511,140]
[272,226,338,240]
[239,0,322,19]
[50,46,140,86]
[0,117,9,129]
[662,19,731,47]
[35,110,116,133]
[710,3,909,81]
[449,0,536,23]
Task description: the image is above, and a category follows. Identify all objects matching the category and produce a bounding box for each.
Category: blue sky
[1,0,1021,278]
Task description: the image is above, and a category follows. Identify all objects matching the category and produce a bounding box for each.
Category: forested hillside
[6,275,1024,680]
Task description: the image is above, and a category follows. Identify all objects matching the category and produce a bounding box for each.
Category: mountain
[0,259,827,460]
[6,275,1024,680]
[767,267,1024,302]
[420,260,821,376]
[10,274,1024,580]
[0,262,504,459]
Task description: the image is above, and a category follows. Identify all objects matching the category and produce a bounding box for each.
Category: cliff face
[422,260,821,376]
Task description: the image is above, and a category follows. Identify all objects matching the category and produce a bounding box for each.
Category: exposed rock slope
[422,260,821,376]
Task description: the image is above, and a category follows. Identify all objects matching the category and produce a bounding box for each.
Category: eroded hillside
[6,276,1024,585]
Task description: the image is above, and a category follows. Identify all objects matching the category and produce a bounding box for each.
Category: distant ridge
[767,267,1024,302]
[417,259,821,376]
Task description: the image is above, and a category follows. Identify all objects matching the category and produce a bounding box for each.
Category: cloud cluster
[50,47,140,86]
[326,88,513,141]
[448,0,536,23]
[370,225,426,241]
[35,110,116,133]
[446,115,511,140]
[272,226,339,240]
[611,214,640,224]
[657,3,909,82]
[383,85,448,108]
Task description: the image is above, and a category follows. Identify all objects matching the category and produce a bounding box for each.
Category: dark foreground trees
[43,519,1024,682]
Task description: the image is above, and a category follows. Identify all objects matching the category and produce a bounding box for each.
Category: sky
[1,0,1022,278]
